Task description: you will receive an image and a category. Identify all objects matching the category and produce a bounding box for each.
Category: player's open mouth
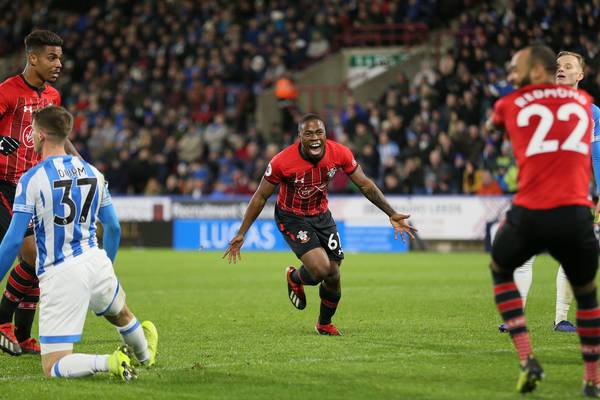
[556,73,566,80]
[307,142,323,156]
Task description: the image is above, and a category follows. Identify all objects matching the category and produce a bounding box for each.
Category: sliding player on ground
[0,106,157,379]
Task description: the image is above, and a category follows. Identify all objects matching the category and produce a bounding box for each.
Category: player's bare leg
[490,260,543,393]
[571,281,600,397]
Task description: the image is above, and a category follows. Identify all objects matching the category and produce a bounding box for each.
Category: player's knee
[324,262,340,282]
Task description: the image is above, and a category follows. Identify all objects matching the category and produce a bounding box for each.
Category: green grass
[0,250,591,399]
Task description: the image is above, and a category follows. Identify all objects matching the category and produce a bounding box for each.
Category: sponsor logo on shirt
[22,125,34,148]
[265,163,272,177]
[297,183,326,199]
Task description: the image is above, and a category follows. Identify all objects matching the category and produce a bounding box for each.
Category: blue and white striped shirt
[13,155,112,276]
[590,104,600,194]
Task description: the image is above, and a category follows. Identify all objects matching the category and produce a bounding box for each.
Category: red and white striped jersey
[264,140,358,216]
[0,74,61,185]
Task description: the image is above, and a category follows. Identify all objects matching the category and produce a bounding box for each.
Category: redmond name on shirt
[514,87,589,108]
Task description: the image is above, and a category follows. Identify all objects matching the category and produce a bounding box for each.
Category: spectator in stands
[356,143,380,181]
[0,0,597,197]
[177,128,204,164]
[383,173,404,194]
[462,161,482,194]
[204,113,229,153]
[306,31,330,59]
[377,131,400,171]
[399,157,425,194]
[476,170,503,196]
[274,72,299,135]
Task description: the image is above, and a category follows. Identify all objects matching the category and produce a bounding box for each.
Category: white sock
[514,256,534,307]
[117,318,149,363]
[50,354,109,378]
[555,265,573,324]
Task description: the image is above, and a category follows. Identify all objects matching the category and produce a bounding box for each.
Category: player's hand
[0,136,19,156]
[389,213,417,242]
[223,233,244,264]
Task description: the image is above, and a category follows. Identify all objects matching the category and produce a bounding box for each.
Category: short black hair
[298,113,325,131]
[24,30,63,53]
[528,44,556,75]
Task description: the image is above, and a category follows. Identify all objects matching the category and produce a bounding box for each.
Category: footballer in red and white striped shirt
[0,30,79,356]
[224,113,415,336]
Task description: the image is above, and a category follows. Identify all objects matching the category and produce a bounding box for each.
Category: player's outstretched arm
[223,178,276,264]
[349,165,416,242]
[0,212,31,281]
[98,204,121,263]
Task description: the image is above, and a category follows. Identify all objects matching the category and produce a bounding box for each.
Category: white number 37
[518,103,590,156]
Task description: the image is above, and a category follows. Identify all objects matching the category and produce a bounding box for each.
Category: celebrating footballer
[223,113,416,335]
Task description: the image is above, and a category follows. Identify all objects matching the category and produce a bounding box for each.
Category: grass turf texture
[0,250,591,399]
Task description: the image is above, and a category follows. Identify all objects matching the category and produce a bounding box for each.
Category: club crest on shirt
[22,124,34,148]
[327,167,337,178]
[297,230,309,243]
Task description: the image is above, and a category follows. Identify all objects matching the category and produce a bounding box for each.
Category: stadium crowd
[1,0,599,196]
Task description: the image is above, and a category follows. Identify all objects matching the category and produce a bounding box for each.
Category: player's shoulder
[326,139,350,151]
[72,156,103,178]
[0,75,21,102]
[17,161,47,189]
[326,139,354,159]
[0,74,21,88]
[87,161,104,180]
[271,142,298,163]
[492,89,517,111]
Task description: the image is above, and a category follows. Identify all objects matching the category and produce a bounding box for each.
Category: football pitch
[0,249,592,399]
